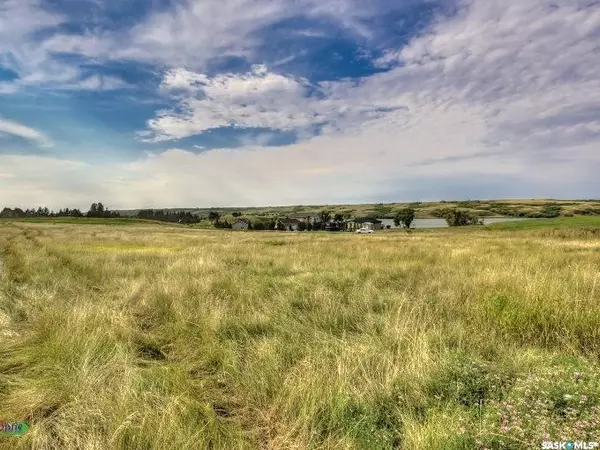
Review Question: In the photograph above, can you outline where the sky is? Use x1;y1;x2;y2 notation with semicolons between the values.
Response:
0;0;599;209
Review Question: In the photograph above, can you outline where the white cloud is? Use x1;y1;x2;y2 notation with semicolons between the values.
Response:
0;0;70;90
0;1;129;92
142;65;401;141
141;0;600;152
0;119;54;148
0;0;62;47
30;0;409;73
1;0;390;93
118;0;408;67
0;0;440;93
144;65;315;141
373;0;600;147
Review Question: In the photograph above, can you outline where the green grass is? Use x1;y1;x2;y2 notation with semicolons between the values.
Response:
487;216;600;230
0;222;599;449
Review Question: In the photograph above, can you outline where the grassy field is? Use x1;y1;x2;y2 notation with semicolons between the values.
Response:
1;221;599;449
487;216;600;231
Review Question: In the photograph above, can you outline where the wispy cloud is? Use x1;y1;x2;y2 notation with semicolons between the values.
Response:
13;0;423;76
0;0;131;93
0;118;54;148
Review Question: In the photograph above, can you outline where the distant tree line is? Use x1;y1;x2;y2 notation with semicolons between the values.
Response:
137;209;200;224
0;207;81;218
0;203;119;219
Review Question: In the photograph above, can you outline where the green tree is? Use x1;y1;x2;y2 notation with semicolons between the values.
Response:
88;203;98;217
444;209;483;227
319;210;332;223
208;211;220;222
0;207;14;218
394;208;416;229
333;213;344;222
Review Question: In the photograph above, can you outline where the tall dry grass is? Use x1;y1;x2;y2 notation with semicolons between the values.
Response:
0;223;599;449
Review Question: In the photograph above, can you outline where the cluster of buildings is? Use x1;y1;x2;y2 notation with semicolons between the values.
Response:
231;214;386;231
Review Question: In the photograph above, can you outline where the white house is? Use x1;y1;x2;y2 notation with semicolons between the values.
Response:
345;217;383;231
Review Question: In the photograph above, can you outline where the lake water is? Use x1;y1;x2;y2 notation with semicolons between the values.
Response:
379;217;531;229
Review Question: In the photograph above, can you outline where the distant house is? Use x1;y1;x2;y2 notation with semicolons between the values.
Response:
276;218;302;231
232;219;251;230
345;217;383;231
288;213;320;225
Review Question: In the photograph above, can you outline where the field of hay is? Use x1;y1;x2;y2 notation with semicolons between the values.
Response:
1;221;599;449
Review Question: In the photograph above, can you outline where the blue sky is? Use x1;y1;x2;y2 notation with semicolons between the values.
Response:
0;0;599;209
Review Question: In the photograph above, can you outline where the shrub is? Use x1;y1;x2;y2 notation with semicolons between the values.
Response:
540;204;562;218
214;220;232;229
431;207;454;218
573;208;600;216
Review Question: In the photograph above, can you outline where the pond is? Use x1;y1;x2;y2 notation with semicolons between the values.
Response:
379;217;531;229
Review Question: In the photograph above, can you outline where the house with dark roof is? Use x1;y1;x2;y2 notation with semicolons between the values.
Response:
288;213;320;225
276;217;302;231
232;219;251;230
345;217;383;231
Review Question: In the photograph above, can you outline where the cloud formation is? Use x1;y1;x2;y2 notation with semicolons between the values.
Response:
142;0;600;155
142;65;400;142
0;0;599;207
